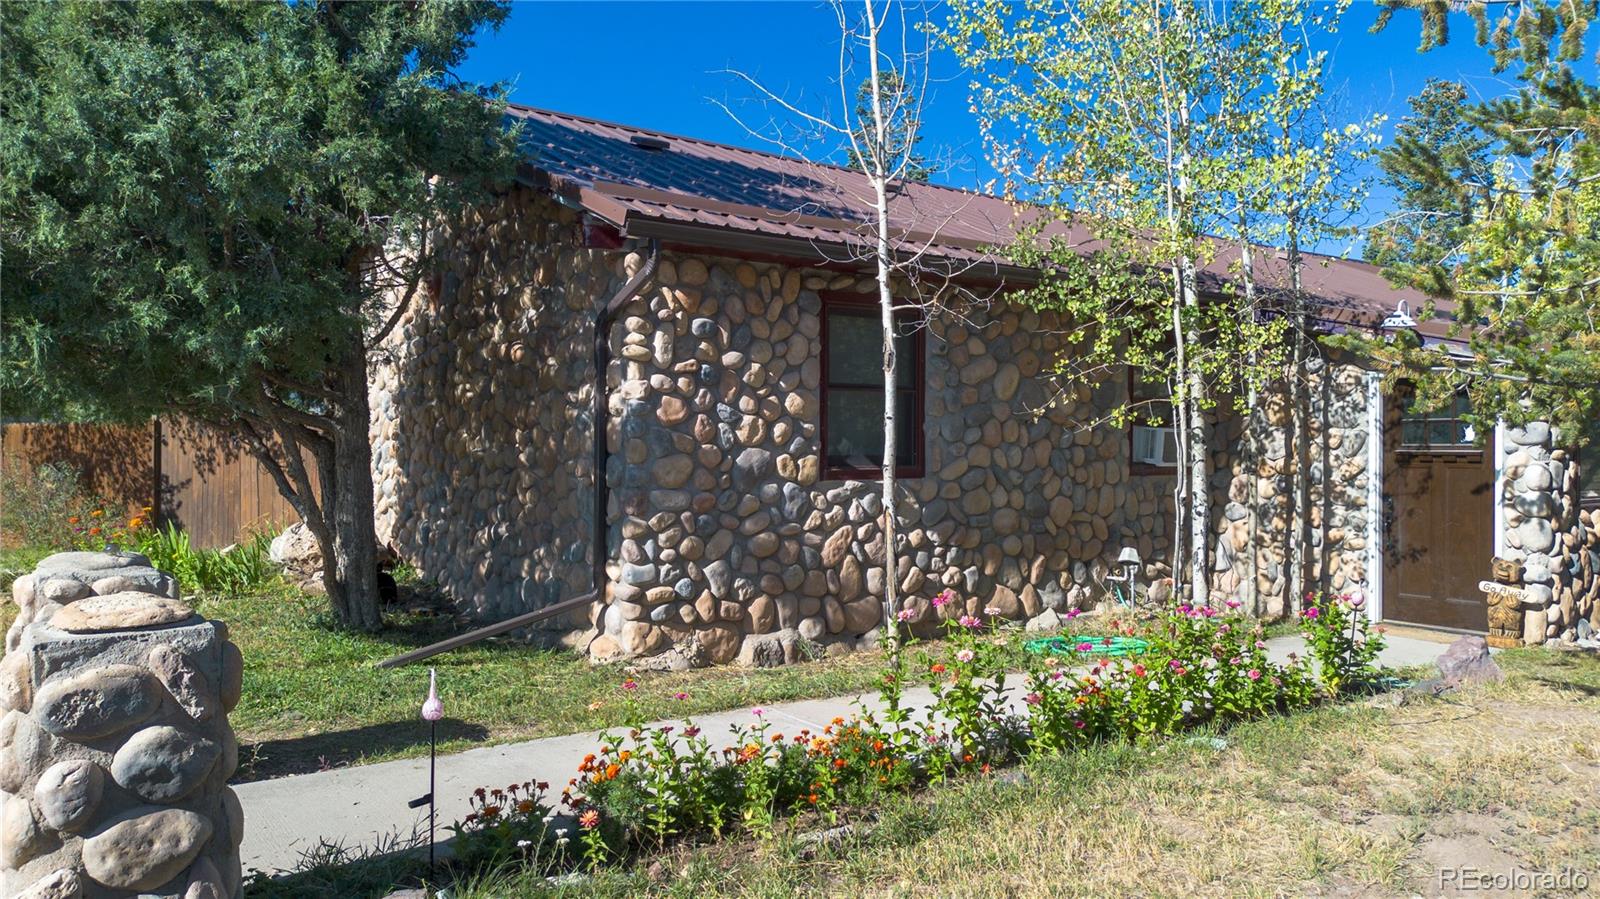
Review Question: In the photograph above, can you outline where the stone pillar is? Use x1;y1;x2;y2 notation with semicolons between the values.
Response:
1499;422;1592;644
1;554;243;898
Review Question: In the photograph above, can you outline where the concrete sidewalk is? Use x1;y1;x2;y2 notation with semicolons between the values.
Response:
234;631;1453;874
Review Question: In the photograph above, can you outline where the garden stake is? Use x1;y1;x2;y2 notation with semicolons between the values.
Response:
413;668;444;873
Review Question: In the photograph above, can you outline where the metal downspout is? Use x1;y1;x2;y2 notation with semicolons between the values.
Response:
377;237;660;668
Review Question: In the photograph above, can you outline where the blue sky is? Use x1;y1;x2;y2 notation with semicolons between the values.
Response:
456;2;1551;258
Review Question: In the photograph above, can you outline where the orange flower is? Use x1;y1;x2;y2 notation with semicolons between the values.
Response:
68;516;80;525
617;750;632;763
579;808;601;829
90;509;104;518
516;799;536;813
88;526;102;536
604;764;620;780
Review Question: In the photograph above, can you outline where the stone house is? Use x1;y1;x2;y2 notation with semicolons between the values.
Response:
367;105;1600;666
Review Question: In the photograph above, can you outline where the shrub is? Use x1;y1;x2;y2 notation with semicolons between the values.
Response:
1300;591;1386;695
135;524;278;596
0;458;128;551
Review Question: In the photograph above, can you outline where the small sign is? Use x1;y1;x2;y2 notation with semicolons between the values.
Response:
1479;580;1527;599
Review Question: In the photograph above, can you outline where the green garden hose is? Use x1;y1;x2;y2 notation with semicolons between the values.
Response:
1023;634;1151;658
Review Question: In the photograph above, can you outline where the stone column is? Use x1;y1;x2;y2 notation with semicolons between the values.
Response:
1;554;243;898
1499;422;1591;644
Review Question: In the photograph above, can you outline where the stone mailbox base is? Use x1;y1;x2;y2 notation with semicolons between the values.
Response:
1;553;243;898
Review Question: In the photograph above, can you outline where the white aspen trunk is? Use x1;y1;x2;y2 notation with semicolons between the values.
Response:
1238;209;1259;612
863;1;900;651
1286;207;1311;614
1173;1;1209;607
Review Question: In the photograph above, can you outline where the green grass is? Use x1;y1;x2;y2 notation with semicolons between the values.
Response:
199;583;895;780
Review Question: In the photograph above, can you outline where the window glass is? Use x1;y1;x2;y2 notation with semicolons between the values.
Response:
822;303;921;476
1399;390;1476;448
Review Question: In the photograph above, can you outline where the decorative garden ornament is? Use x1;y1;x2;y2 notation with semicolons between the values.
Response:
410;667;443;874
422;668;444;720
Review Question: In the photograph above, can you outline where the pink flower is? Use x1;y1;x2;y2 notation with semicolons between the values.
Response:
673;691;689;701
751;707;765;717
1024;692;1042;706
956;649;975;663
1303;607;1319;620
958;615;981;629
683;726;701;738
622;679;639;691
1065;608;1082;619
1247;669;1262;681
1076;642;1094;652
1074;720;1086;729
932;589;955;608
896;608;916;622
1225;598;1242;609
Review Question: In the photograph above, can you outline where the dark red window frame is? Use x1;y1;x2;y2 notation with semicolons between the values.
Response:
818;291;925;480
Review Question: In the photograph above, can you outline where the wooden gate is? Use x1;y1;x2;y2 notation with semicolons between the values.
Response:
1381;394;1494;631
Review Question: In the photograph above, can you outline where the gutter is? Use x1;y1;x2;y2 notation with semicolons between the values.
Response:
377;237;660;668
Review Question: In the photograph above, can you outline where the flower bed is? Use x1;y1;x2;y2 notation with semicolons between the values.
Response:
446;590;1385;876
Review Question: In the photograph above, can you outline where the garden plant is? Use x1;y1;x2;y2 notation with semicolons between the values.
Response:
445;589;1387;877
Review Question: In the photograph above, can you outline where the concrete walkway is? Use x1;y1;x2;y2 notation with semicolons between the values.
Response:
235;631;1455;874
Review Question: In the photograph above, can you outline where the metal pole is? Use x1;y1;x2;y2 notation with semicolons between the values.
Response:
428;718;436;873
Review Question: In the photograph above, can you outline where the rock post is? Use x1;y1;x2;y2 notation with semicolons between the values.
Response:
2;552;243;898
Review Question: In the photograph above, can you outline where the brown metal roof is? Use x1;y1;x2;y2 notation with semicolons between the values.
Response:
508;103;1457;343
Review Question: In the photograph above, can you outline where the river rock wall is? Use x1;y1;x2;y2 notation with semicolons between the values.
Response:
1213;357;1376;617
1499;423;1600;643
1;552;244;898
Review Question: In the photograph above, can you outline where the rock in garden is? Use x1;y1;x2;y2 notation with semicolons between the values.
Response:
34;759;104;832
110;725;221;803
148;644;217;723
1435;635;1502;686
34;664;159;740
32;550;177;599
49;592;197;632
81;806;212;892
14;868;83;899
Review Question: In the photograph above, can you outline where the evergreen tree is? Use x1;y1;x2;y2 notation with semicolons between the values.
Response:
1;1;519;629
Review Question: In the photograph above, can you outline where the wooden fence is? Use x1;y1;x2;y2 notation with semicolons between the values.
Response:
2;419;303;548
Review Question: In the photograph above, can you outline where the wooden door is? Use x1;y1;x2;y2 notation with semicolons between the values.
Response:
1381;394;1494;631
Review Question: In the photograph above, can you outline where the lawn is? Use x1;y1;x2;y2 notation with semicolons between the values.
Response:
441;646;1600;899
196;583;914;780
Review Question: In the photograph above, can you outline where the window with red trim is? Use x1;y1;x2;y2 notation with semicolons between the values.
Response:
819;293;924;479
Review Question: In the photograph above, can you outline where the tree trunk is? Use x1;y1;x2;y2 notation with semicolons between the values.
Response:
1181;255;1211;607
323;344;383;631
1286;209;1310;615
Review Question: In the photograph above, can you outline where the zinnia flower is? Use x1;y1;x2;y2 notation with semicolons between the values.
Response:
956;649;975;663
579;808;601;829
673;691;688;701
1303;607;1319;619
984;605;1001;616
932;589;955;608
621;679;638;691
751;707;765;717
958;614;981;629
1247;669;1262;681
1024;692;1042;706
896;608;915;622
